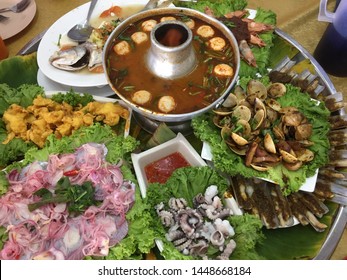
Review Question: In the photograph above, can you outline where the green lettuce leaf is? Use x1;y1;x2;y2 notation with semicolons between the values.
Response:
5;123;139;171
239;8;277;77
229;214;265;259
0;83;44;115
0;226;8;251
0;121;35;167
107;187;157;260
174;0;248;16
0;171;9;196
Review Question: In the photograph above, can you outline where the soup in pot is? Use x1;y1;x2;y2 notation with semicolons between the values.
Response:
105;13;236;114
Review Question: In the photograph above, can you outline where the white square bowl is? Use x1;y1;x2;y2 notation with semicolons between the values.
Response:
131;133;207;198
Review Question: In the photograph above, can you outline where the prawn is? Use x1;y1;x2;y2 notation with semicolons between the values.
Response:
239;39;257;67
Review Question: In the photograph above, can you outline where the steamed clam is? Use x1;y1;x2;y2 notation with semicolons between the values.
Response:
212;93;238;116
232;105;252;122
295;124;313;141
221;123;250;156
212;79;315;172
280;149;298;164
267;82;286;98
264;133;276;154
213;114;232;128
231;132;248;146
247;79;267;100
252;108;265;130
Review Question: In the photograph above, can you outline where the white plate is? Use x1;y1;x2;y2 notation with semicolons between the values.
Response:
0;0;37;40
37;69;116;97
44;90;132;138
37;0;148;88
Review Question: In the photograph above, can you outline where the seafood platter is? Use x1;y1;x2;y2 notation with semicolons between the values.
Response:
0;0;346;260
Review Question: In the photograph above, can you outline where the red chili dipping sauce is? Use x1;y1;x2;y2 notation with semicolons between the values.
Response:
145;152;190;184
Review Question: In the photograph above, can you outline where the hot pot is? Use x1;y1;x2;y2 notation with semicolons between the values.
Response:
102;7;240;132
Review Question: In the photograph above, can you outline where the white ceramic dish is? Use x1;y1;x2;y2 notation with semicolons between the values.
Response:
131;133;207;198
45;91;132;138
37;0;148;88
37;69;116;97
0;0;37;40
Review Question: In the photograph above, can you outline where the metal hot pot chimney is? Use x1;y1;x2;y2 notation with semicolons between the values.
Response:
146;20;197;80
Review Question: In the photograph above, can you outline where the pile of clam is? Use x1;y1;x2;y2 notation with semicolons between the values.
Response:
155;185;237;260
214;80;315;171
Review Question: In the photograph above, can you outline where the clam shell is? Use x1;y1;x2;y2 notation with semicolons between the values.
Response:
228;144;248;155
252;109;265;130
297;149;314;162
266;98;282;112
231;132;248;146
267;82;286;98
237;119;252;137
250;163;271;171
222;93;238;108
295;124;313;140
247;79;267;100
232;105;252;122
280;149;298;163
264;133;277;154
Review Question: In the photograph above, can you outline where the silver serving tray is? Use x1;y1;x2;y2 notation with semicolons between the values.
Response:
17;27;346;260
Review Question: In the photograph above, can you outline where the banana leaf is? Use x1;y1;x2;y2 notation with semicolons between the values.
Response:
0;52;38;87
256;202;339;259
267;34;300;68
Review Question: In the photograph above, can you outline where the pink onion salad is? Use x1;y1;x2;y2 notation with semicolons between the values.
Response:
0;143;135;260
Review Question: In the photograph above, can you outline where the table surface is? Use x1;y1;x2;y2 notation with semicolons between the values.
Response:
2;0;347;260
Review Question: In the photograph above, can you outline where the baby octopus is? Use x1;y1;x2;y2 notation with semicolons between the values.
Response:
156;185;237;260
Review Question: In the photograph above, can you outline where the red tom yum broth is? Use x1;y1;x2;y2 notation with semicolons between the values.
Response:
144;152;190;184
106;13;236;114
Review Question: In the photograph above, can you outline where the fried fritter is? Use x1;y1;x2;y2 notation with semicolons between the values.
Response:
2;96;129;148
